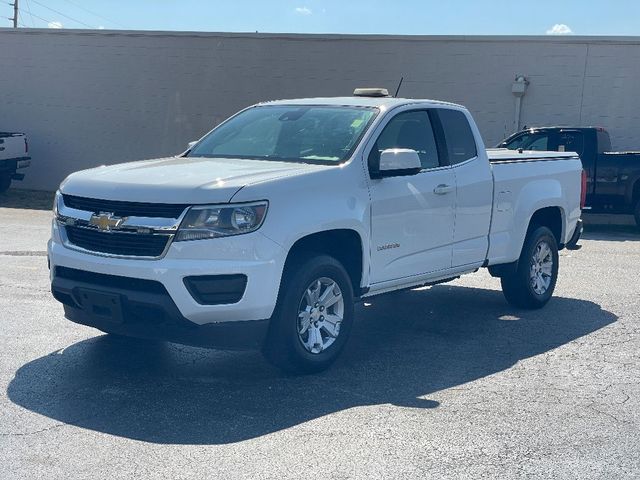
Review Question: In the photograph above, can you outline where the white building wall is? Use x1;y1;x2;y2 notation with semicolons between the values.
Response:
1;29;639;190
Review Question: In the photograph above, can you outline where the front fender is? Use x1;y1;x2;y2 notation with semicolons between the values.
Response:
231;164;372;286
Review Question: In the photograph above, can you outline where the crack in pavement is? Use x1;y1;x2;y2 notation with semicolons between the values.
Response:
0;423;66;437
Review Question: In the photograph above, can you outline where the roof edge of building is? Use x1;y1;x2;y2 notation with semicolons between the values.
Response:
2;27;640;45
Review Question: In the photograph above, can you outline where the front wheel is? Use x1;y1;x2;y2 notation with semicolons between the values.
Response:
263;254;354;374
500;226;559;309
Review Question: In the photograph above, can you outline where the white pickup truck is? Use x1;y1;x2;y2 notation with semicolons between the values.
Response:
49;91;584;373
0;132;30;193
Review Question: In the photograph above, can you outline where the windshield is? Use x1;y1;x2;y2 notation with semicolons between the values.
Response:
188;105;378;164
501;132;550;151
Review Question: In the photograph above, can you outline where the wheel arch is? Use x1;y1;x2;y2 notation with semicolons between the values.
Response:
282;229;366;297
527;206;564;247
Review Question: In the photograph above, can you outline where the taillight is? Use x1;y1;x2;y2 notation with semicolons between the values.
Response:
580;170;587;209
24;137;28;153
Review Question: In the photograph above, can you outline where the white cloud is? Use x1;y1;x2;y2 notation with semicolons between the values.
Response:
98;25;105;30
546;24;572;35
47;21;63;29
295;6;312;15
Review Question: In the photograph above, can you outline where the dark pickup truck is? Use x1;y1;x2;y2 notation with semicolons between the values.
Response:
498;127;640;227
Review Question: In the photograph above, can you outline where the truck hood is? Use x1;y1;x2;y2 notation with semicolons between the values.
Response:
60;156;326;204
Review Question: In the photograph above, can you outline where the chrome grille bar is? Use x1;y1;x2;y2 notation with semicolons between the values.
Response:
56;194;189;259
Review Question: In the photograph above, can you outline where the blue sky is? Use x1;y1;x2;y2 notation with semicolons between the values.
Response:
6;0;640;36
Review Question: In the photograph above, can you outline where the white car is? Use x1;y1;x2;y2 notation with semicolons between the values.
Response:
49;90;584;373
0;132;30;193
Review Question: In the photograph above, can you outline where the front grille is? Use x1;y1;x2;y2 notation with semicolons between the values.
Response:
65;226;171;257
62;194;188;219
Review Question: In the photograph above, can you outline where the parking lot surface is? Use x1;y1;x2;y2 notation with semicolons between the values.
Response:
1;191;639;479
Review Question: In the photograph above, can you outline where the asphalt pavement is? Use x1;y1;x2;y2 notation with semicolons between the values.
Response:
1;190;639;479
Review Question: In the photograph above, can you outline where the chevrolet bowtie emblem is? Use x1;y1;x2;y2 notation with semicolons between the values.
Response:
89;212;126;231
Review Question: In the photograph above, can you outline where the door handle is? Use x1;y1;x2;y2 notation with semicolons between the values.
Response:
433;184;454;195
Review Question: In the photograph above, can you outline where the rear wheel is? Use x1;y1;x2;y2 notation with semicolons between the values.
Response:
500;226;559;309
0;174;11;193
263;254;354;374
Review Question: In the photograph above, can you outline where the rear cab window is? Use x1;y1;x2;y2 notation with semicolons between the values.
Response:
596;130;612;153
556;131;585;156
436;109;478;164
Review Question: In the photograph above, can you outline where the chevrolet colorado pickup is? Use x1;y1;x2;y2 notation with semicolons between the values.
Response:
498;127;640;227
0;132;30;193
49;91;583;373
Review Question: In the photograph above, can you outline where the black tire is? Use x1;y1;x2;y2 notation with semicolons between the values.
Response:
634;199;640;229
263;254;355;374
0;174;11;193
500;226;559;309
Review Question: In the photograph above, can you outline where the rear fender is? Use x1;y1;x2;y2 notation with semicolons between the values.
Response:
489;178;568;264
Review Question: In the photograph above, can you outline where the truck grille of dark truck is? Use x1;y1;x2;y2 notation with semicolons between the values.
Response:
65;226;171;257
62;194;188;218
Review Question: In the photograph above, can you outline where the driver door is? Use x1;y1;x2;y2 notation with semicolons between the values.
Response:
367;109;456;285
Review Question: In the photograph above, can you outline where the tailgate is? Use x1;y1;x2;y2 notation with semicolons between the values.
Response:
0;133;28;163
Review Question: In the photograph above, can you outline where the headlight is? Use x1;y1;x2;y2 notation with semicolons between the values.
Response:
53;190;61;217
175;201;268;241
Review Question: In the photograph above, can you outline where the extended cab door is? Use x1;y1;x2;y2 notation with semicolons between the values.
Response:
435;109;493;267
366;108;456;284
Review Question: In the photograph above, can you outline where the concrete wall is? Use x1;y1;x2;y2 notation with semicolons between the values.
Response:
1;28;640;191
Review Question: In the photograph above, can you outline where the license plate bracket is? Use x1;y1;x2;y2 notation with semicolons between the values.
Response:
76;289;124;324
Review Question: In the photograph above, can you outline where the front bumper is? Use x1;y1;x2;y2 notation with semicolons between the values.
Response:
48;220;286;326
51;267;269;349
1;157;30;180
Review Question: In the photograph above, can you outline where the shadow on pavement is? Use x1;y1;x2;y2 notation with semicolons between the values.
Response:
582;224;640;242
0;188;55;210
8;285;616;445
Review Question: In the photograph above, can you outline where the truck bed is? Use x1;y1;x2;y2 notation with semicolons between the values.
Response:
486;148;582;266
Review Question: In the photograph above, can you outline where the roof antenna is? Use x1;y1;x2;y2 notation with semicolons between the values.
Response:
394;77;404;97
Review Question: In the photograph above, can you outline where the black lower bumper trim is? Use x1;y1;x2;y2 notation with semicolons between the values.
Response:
51;268;269;350
183;274;247;305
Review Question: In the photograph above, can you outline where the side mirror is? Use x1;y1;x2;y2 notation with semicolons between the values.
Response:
374;148;422;178
187;140;198;149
